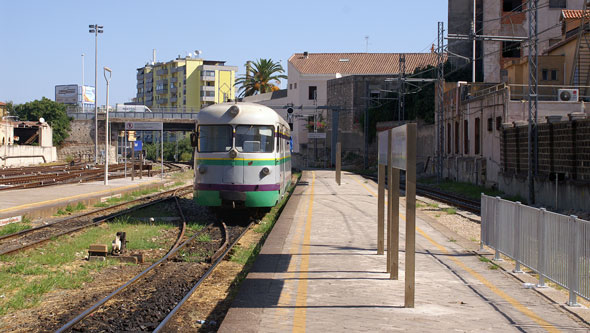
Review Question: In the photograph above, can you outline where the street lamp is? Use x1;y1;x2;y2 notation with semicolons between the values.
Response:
81;53;84;113
89;24;103;164
2;116;18;167
103;66;112;185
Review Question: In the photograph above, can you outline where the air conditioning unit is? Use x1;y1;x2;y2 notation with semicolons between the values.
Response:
558;89;579;102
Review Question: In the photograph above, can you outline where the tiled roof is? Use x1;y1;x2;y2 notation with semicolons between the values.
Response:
0;102;5;106
288;53;442;75
561;9;590;20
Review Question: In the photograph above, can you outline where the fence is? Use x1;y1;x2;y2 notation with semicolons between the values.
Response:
67;111;198;121
481;194;590;306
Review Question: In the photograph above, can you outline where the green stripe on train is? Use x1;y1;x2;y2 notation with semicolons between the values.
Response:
197;156;291;166
195;190;280;207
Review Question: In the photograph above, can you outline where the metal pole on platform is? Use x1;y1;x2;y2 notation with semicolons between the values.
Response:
405;123;417;308
390;167;400;280
103;66;112;186
377;163;385;255
124;130;127;178
335;142;341;185
386;130;392;273
161;128;164;179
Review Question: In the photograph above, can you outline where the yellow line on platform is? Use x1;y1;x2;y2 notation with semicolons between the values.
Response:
0;180;161;214
351;174;560;333
293;171;315;333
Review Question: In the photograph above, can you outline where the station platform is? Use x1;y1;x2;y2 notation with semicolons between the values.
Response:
0;176;168;221
220;170;589;332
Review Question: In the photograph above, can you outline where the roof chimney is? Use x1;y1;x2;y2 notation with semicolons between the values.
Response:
303;51;309;59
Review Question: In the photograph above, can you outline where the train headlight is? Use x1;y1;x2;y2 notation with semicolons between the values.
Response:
198;165;207;174
261;167;270;176
229;148;238;159
228;105;240;117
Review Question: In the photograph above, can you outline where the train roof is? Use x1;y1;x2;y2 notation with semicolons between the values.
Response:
197;102;289;128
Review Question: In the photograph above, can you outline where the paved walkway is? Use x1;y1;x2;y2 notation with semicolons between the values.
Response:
220;170;589;332
0;176;165;219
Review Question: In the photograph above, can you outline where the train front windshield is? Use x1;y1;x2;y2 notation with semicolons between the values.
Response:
235;125;274;153
198;125;232;152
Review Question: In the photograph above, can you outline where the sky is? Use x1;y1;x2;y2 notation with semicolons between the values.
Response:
0;0;448;106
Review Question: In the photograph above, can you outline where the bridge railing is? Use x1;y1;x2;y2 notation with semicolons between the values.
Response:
481;194;590;306
67;111;198;120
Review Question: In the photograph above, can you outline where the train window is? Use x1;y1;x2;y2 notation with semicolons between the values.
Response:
235;125;274;153
197;125;232;152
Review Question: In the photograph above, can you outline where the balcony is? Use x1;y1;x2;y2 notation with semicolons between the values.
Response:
156;88;168;94
146;100;153;107
170;77;178;83
173;66;185;73
156;79;168;86
170;87;178;94
170;96;178;103
201;85;215;92
145;72;153;79
201;75;215;82
137;73;144;80
137;82;144;89
201;96;215;102
156;98;168;104
156;68;168;75
145;93;153;100
137;92;144;98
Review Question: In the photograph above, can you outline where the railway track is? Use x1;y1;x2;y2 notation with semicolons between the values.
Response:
0;185;193;256
362;174;481;214
54;204;253;332
0;162;183;191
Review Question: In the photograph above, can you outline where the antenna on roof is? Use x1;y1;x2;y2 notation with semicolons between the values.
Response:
365;36;369;53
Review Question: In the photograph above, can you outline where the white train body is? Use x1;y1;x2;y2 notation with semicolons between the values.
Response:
194;102;292;207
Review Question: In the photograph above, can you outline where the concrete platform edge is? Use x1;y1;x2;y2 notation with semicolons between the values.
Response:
218;176;306;333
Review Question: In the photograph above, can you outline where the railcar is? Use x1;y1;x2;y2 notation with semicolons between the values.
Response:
191;102;292;208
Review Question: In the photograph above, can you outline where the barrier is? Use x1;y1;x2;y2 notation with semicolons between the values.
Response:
481;194;590;306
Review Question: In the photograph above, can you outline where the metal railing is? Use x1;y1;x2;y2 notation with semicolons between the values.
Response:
67;111;198;120
481;194;590;306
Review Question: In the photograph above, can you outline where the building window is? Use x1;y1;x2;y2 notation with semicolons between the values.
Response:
503;0;522;12
475;117;481;155
551;69;558;81
502;41;521;58
549;0;566;9
447;123;451;154
542;69;548;81
487;117;493;132
308;86;317;100
496;116;502;130
289;83;292;90
294;83;297;89
464;120;469;154
455;121;459;154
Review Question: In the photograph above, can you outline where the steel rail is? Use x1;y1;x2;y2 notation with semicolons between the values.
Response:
55;210;217;333
0;185;192;255
154;219;254;332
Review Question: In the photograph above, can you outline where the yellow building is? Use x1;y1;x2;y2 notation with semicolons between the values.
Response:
136;57;237;111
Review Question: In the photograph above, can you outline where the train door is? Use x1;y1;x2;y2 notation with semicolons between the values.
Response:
278;124;284;194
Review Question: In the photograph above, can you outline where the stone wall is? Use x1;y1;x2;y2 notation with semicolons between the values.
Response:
501;118;590;181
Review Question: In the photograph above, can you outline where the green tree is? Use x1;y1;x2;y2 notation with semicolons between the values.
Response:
235;59;287;97
14;97;72;146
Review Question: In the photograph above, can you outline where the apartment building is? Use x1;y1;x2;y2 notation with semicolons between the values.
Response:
136;57;237;110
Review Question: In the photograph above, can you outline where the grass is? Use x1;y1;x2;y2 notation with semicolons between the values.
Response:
416;203;426;208
0;215;177;315
427;203;439;208
444;208;457;215
230;244;256;265
197;233;211;242
448;238;457;243
478;256;499;270
419;177;524;203
92;187;161;208
0;216;32;237
55;202;86;216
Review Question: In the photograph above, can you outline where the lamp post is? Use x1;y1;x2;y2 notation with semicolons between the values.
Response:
81;53;85;113
103;66;112;185
89;24;103;164
2;116;18;168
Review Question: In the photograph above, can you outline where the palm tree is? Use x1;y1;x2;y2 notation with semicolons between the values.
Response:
235;59;287;97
